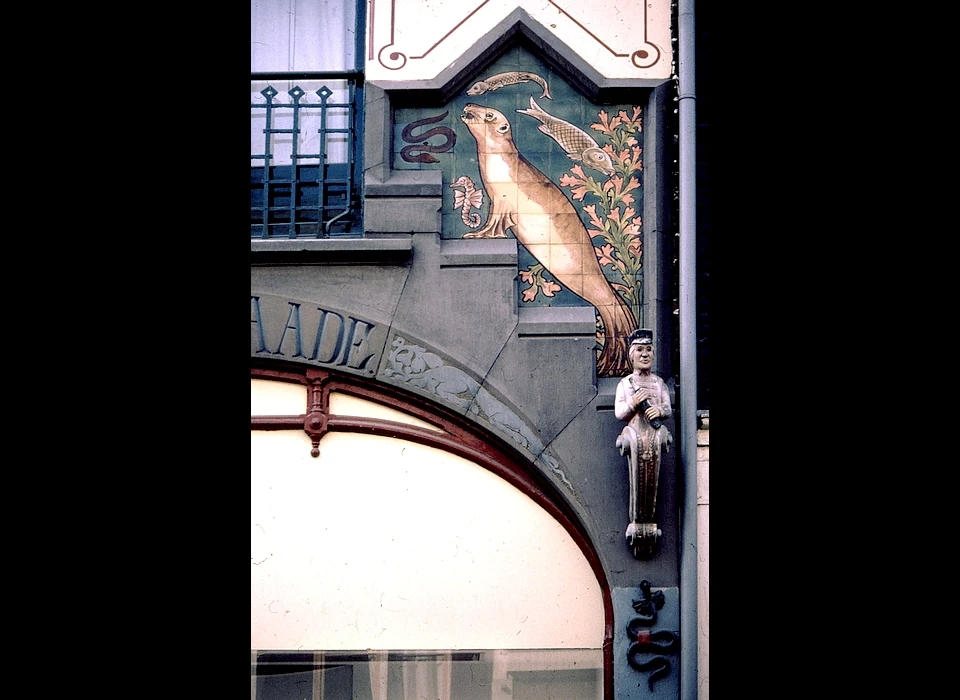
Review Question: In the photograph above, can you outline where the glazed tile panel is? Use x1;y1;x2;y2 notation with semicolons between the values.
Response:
395;47;645;376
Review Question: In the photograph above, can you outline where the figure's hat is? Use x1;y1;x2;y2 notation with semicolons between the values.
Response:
628;329;654;346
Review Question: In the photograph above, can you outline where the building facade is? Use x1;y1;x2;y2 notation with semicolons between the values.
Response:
251;2;708;698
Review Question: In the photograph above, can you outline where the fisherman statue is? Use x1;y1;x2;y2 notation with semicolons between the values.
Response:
615;329;673;558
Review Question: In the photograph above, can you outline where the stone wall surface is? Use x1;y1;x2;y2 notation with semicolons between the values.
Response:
251;46;694;693
253;220;680;590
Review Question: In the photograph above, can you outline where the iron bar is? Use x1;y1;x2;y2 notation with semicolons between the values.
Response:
251;75;362;239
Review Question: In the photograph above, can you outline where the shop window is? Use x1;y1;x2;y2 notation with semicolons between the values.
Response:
251;650;602;700
251;374;607;699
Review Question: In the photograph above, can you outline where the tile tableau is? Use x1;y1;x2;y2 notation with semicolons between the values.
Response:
394;47;645;377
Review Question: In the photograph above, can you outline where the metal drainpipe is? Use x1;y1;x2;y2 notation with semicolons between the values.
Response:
677;0;698;698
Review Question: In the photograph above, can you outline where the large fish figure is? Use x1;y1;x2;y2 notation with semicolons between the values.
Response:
460;103;636;376
516;97;616;177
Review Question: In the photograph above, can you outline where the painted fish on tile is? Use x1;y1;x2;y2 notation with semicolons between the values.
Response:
466;71;552;99
516;97;616;177
459;103;637;376
450;175;484;228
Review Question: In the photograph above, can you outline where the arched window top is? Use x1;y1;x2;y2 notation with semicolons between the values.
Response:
251;363;613;692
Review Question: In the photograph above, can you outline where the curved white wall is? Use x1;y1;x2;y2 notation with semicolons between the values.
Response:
251;429;604;650
251;379;305;415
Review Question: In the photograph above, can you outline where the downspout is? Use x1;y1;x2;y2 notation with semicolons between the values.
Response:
677;0;698;698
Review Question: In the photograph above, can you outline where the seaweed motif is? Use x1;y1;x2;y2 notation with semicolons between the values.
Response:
521;106;644;325
519;263;562;302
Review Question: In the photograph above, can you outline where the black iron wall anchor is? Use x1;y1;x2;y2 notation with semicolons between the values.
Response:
631;579;666;624
626;580;677;692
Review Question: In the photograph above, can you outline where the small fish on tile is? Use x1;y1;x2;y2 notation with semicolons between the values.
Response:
466;71;551;99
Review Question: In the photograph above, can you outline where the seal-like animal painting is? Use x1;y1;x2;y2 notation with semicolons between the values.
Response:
466;71;551;99
460;103;636;376
516;97;616;177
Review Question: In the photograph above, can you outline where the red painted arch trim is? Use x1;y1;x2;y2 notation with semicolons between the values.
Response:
251;361;614;698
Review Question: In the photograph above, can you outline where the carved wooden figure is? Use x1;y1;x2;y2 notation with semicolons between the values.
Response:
615;329;673;558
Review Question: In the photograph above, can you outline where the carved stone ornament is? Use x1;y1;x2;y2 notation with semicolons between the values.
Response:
614;329;672;558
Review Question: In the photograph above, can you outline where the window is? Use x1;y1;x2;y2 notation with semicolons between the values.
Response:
251;0;364;238
251;370;610;699
251;650;603;700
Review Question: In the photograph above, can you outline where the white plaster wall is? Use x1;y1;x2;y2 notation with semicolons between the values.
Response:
249;381;444;432
329;393;444;432
251;378;306;415
251;430;604;650
365;0;672;83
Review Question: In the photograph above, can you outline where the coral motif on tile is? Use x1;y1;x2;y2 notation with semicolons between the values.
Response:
516;102;646;371
561;106;645;341
383;336;573;489
519;264;562;301
517;106;646;375
512;105;644;314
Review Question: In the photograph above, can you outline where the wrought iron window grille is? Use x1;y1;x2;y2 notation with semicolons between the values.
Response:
251;71;364;239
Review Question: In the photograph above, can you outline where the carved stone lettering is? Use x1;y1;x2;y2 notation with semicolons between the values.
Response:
310;309;346;363
274;303;305;358
251;295;382;374
340;318;376;370
251;296;268;354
